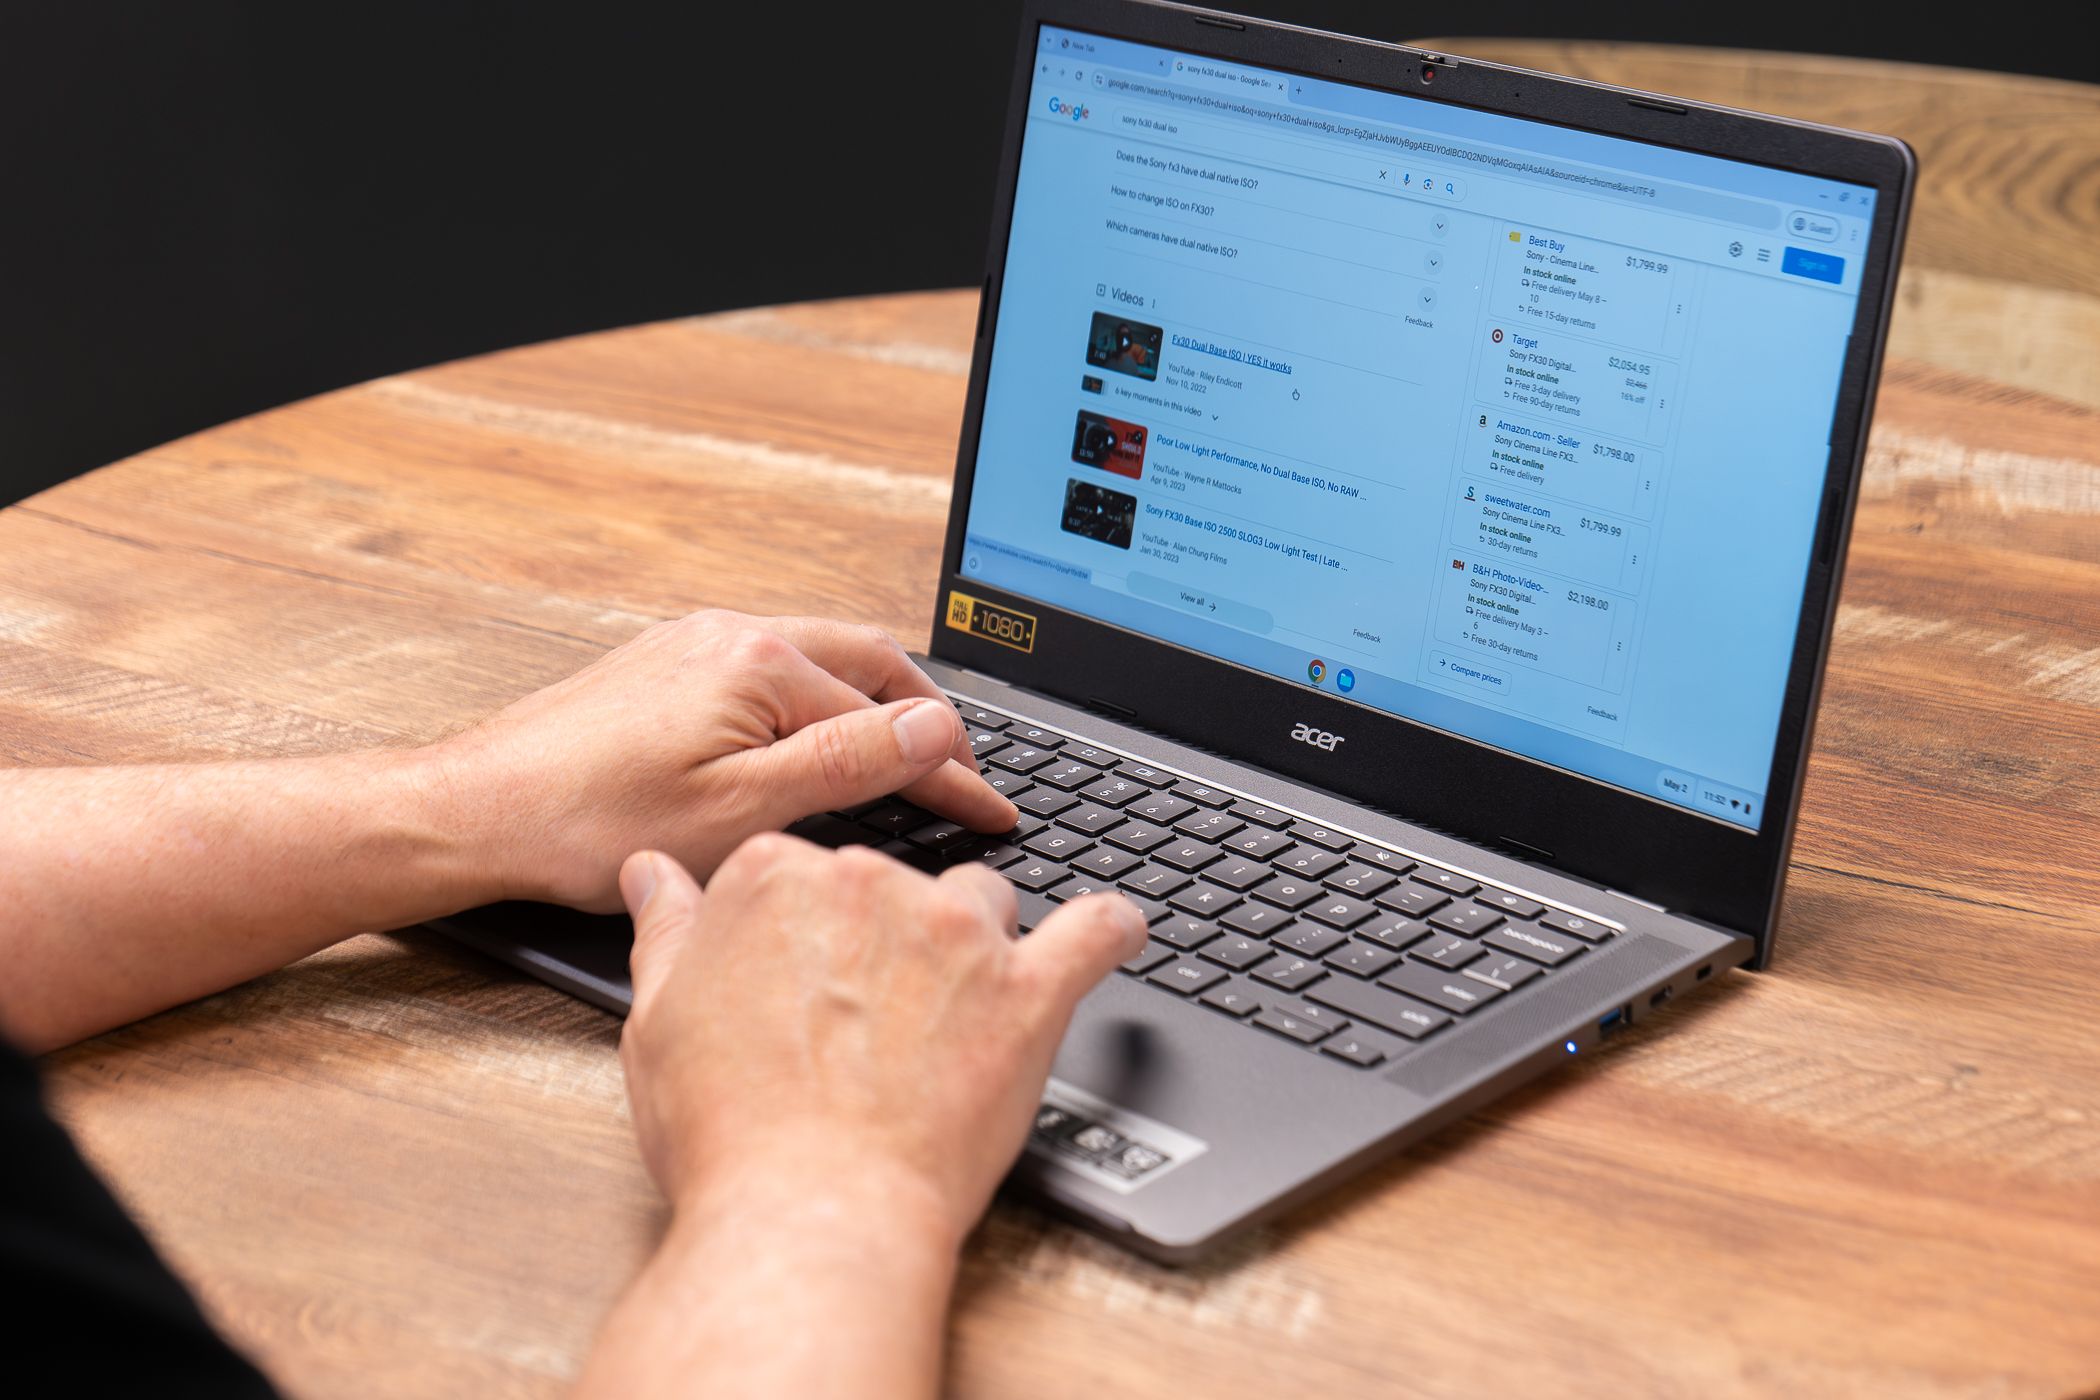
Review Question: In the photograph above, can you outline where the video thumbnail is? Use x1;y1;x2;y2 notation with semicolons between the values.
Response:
1071;410;1147;479
1085;311;1163;382
1061;478;1136;549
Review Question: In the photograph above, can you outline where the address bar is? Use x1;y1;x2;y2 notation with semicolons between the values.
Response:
1097;72;1778;230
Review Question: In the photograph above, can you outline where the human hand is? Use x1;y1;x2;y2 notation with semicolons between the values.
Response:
614;837;1147;1247
434;610;1015;912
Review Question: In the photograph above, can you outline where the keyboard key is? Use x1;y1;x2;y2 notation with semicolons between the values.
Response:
1225;828;1296;860
1275;923;1347;957
1022;827;1093;861
1047;874;1108;902
989;744;1058;774
1152;915;1220;951
1004;858;1069;892
1149;955;1227;996
1305;977;1452;1039
1103;1141;1170;1178
1202;855;1271;890
906;821;972;855
1250;875;1322;910
1124;894;1174;925
1128;792;1197;825
967;729;1010;758
1277;997;1354;1032
1120;763;1172;785
1252;954;1328;991
1154;838;1221;873
1411;934;1484;970
1173;780;1233;808
1539;909;1613;942
1357;912;1433;951
1321;1031;1395;1067
1253;1007;1335;1044
1120;940;1175;976
1220;903;1293;938
1175;810;1245;841
1381;961;1505;1015
1327;941;1402;978
1349;842;1416;875
834;799;886;819
1276;847;1345;880
957;837;1027;869
1014;886;1059;932
1376;884;1450;917
1072;845;1144;879
786;813;870;848
1120;863;1192;899
857;800;930;837
1288;822;1353;851
1199;978;1263;1016
1065;743;1119;768
1231;800;1293;828
1482;889;1545;919
1104;820;1173;853
1199;932;1270;970
1483;924;1586;968
981;771;1032;800
1034;761;1103;791
1466;953;1545;991
1013;787;1078;818
1168;882;1241;918
1303;894;1377;929
1056;803;1124;835
1429;901;1506;937
1414;868;1480;897
1322;862;1399;898
1009;725;1065;749
1083;776;1151;808
876;838;943;872
953;703;1013;730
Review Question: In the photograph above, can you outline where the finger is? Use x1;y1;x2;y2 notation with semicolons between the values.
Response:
758;616;979;773
1010;893;1149;1031
742;696;1014;834
937;861;1019;934
620;851;705;1013
758;655;1016;832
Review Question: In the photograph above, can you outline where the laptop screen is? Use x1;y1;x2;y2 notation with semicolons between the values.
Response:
960;23;1874;832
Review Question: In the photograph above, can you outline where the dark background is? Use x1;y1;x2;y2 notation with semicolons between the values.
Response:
3;3;2087;506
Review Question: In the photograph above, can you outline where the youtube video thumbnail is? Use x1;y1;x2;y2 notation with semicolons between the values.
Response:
1071;409;1147;479
1060;478;1136;549
1085;311;1163;382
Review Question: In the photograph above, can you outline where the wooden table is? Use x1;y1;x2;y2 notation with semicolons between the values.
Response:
9;42;2099;1400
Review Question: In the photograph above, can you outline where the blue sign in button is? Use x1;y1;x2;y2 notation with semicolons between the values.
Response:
1781;246;1845;285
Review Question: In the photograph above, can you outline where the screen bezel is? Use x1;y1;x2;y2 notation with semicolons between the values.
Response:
931;0;1914;965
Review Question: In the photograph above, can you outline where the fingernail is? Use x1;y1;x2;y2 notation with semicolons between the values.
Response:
892;700;954;766
620;852;661;912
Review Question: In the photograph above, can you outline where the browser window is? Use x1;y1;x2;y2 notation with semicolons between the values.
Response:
961;24;1875;831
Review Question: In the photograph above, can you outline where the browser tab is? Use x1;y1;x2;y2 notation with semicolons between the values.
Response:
1166;56;1289;100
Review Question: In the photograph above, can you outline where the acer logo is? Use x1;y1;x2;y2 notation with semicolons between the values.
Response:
1290;723;1345;751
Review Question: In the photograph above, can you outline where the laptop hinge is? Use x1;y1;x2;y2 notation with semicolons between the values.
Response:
1604;886;1670;914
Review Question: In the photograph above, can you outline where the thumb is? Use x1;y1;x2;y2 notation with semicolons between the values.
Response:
620;850;704;1012
1011;893;1149;1033
750;696;972;823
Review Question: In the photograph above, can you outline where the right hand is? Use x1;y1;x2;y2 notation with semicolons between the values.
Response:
614;836;1148;1247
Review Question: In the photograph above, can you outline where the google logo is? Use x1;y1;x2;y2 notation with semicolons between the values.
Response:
1046;96;1090;121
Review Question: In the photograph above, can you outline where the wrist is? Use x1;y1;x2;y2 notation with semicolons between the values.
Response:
670;1138;972;1267
390;736;521;910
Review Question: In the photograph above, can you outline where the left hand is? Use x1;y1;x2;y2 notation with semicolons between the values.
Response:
432;610;1015;911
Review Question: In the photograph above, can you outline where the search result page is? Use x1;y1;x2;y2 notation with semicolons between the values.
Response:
961;24;1873;831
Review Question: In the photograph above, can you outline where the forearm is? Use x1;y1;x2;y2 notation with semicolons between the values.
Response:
0;747;499;1051
574;1160;960;1400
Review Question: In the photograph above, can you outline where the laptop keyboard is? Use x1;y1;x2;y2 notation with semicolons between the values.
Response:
782;695;1620;1070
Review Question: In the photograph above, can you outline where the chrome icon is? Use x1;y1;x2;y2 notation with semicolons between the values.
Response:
1307;658;1327;684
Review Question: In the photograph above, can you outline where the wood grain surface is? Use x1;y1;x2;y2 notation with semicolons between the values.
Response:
8;45;2099;1400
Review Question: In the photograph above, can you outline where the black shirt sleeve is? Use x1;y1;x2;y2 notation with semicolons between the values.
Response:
1;1037;278;1397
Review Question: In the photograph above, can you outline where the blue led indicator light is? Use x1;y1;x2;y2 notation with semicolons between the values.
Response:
1564;1040;1579;1054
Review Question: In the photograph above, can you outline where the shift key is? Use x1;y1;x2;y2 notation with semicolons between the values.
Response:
1304;977;1452;1040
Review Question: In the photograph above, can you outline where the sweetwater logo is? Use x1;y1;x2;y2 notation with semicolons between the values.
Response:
1046;95;1090;121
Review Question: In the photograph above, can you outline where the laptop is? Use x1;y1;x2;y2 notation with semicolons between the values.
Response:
437;0;1913;1261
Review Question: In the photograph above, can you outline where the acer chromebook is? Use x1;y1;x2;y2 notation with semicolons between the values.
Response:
437;0;1913;1260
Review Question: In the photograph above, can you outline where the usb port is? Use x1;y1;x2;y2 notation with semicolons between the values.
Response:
1598;1005;1630;1037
